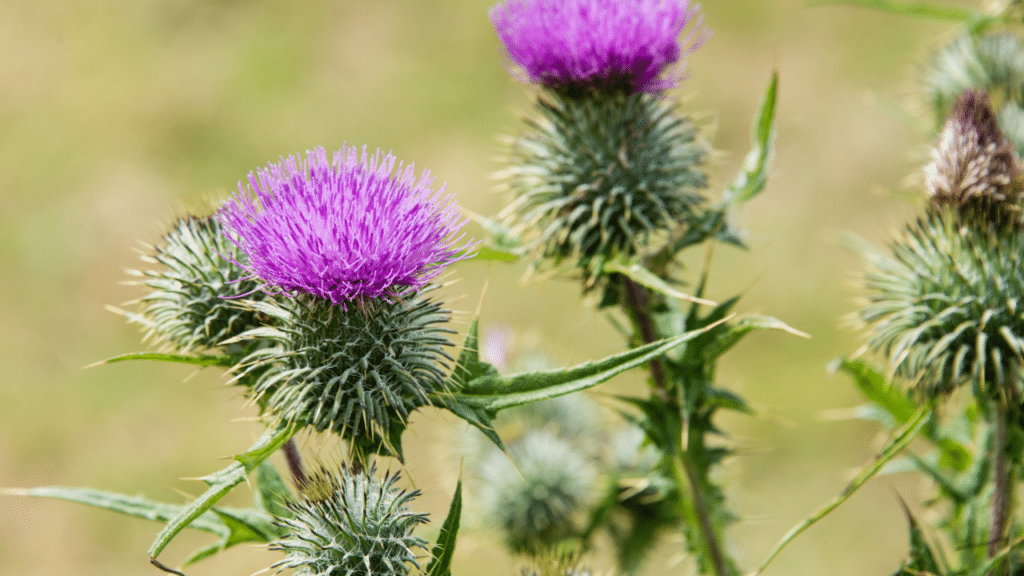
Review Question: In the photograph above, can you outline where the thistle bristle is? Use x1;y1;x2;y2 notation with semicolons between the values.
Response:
500;90;708;276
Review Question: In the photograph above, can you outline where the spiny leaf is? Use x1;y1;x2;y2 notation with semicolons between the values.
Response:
815;0;980;21
603;259;715;306
753;407;928;576
148;422;297;560
831;358;916;424
425;480;462;576
88;351;234;368
724;70;778;205
454;318;729;412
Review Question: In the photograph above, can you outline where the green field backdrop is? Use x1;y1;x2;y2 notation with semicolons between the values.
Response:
0;1;981;574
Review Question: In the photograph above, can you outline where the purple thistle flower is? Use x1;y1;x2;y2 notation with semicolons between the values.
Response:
490;0;709;93
219;146;471;305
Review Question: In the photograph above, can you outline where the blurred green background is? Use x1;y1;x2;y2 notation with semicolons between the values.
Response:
0;0;981;574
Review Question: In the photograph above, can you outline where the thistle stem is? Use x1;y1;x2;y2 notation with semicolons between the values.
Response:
282;438;308;487
620;275;730;576
988;398;1011;576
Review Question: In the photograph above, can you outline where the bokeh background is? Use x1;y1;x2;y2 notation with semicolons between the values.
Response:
0;0;982;574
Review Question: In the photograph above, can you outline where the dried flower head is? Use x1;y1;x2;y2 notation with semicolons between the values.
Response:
490;0;709;94
129;215;265;352
924;89;1023;228
219;146;470;306
272;464;428;576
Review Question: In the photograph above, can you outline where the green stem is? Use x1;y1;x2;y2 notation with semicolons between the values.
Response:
620;275;730;576
988;398;1011;576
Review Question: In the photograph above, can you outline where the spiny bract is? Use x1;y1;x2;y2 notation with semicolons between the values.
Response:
861;210;1024;398
130;215;265;352
272;465;428;576
499;90;707;275
238;289;454;458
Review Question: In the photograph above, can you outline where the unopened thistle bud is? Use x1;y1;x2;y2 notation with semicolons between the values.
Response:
477;430;596;554
924;89;1023;229
272;464;428;576
220;146;471;457
861;212;1024;399
129;215;265;352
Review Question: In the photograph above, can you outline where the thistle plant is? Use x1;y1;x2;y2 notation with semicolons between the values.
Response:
7;2;801;575
473;1;792;575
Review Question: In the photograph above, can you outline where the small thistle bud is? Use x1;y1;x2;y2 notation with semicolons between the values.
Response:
490;0;709;94
272;464;428;576
477;430;596;553
240;289;454;458
130;215;265;352
499;91;708;275
923;89;1023;229
861;211;1024;399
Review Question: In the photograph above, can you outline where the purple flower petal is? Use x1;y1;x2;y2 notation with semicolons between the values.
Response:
490;0;709;93
219;146;471;305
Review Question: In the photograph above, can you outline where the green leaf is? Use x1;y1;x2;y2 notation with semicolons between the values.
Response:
701;315;809;364
724;71;778;205
211;507;281;545
253;460;292;519
467;245;519;262
147;422;297;561
449;319;500;391
425;480;462;576
895;497;944;575
6;487;228;537
831;358;916;424
753;407;929;576
814;0;980;21
455;318;729;412
88;352;234;368
603;259;716;306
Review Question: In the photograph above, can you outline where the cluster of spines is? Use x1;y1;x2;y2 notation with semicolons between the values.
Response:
131;215;265;352
271;464;428;576
500;90;707;275
239;289;454;457
863;210;1024;398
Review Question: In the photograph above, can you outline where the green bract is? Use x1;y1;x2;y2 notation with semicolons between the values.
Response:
130;215;265;352
272;465;428;576
861;210;1024;398
499;90;707;275
238;288;454;458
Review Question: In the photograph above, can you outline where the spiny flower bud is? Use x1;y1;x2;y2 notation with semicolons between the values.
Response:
499;91;708;276
924;89;1023;229
490;0;709;94
128;215;265;352
477;430;596;553
239;288;454;458
861;210;1024;399
271;464;428;576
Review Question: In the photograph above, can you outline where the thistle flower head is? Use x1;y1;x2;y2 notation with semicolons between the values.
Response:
239;288;454;459
490;0;709;94
924;89;1023;229
130;215;265;352
861;211;1024;399
219;145;470;306
272;464;428;576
